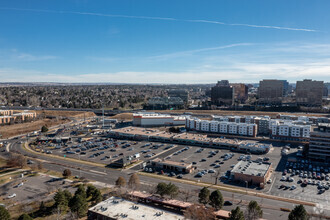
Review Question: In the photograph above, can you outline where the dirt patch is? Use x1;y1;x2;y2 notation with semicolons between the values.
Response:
110;113;133;121
36;110;95;118
0;118;70;139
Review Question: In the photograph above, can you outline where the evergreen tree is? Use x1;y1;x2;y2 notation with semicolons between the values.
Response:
246;201;263;220
69;194;88;218
86;185;97;198
0;206;10;220
198;187;210;205
209;190;224;210
75;184;87;199
288;205;309;220
156;182;168;197
41;125;48;133
229;207;245;220
92;189;103;204
167;182;179;199
18;214;33;220
54;189;69;212
63;189;72;202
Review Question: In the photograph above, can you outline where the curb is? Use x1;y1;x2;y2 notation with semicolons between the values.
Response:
138;172;316;207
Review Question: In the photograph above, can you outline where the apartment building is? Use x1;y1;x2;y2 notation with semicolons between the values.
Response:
270;120;311;141
308;123;330;162
185;117;257;137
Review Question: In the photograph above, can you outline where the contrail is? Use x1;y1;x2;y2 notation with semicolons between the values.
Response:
0;7;317;32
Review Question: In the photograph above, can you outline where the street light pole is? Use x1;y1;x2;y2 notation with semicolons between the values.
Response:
245;181;248;194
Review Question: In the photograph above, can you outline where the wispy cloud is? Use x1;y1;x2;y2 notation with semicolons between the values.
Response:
148;43;253;60
0;49;57;62
0;7;317;32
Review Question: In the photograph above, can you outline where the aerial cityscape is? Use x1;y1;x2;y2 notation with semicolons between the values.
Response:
0;1;329;220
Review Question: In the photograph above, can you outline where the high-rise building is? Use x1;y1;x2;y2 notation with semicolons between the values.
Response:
230;83;248;103
296;79;324;106
258;79;289;105
211;80;234;106
308;123;330;162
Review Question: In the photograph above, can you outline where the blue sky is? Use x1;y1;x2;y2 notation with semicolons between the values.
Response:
0;0;329;83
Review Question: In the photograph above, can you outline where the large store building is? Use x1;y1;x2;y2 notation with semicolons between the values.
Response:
133;112;186;127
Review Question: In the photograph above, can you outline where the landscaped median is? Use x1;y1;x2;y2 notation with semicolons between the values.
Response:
138;171;316;207
22;142;117;170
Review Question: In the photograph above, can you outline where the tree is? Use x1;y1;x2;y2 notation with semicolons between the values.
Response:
198;187;210;205
75;184;87;199
0;206;10;220
54;189;69;212
63;189;72;202
209;190;224;210
245;201;263;220
128;173;140;191
7;154;26;168
156;182;168;197
69;194;88;218
115;176;126;188
229;207;245;220
41;125;48;133
86;185;97;198
91;189;102;204
62;169;72;178
184;204;216;220
167;182;179;199
18;214;33;220
288;205;309;220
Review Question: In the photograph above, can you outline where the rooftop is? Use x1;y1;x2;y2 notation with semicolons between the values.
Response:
89;196;183;220
231;160;271;177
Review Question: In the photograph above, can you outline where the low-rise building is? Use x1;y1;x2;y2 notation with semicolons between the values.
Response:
88;196;183;220
231;160;272;187
151;158;193;173
133;112;186;127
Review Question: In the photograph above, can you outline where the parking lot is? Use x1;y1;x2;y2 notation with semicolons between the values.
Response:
30;126;330;206
269;155;330;205
33;137;181;166
0;173;76;204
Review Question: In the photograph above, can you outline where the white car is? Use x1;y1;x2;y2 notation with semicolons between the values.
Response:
7;193;16;199
281;176;286;181
14;183;24;188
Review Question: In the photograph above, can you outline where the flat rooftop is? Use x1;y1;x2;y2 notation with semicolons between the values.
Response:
232;160;271;177
89;196;183;220
111;127;259;146
113;127;161;136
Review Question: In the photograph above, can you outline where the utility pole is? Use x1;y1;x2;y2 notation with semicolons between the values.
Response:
102;105;105;128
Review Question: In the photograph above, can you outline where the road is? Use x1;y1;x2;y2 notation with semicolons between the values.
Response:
6;140;330;218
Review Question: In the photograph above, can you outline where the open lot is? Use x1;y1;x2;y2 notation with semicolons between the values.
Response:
0;172;76;205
